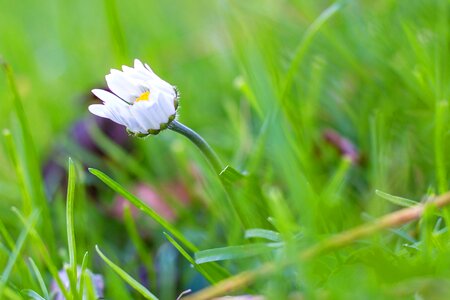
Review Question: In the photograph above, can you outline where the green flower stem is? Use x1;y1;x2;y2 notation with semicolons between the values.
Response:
169;120;223;175
169;120;245;228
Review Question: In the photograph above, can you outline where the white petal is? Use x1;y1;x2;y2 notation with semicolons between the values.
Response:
105;103;144;133
159;83;176;96
154;101;169;125
105;72;140;103
127;109;148;133
157;93;176;116
135;61;173;91
134;59;146;72
128;111;146;132
92;89;128;106
122;65;134;73
89;103;125;127
88;104;110;118
126;69;152;82
146;103;163;129
106;69;143;96
131;102;159;130
147;78;175;97
103;104;130;127
131;61;176;97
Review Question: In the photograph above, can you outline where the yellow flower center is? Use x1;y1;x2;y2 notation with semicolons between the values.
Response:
135;91;150;102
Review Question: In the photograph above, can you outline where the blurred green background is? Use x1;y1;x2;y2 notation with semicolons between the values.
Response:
0;0;449;299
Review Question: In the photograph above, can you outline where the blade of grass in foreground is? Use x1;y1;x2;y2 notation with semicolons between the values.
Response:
0;211;39;297
244;229;281;242
3;129;32;214
11;208;71;300
0;219;15;250
282;1;343;98
164;233;229;284
95;246;158;300
28;258;50;300
77;251;89;298
0;218;31;282
1;60;55;253
376;190;417;207
434;101;450;238
89;168;197;252
435;101;448;195
3;287;22;300
83;270;98;300
66;158;79;300
21;290;46;300
195;243;281;264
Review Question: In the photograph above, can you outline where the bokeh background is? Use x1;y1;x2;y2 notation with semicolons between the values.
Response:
0;0;449;299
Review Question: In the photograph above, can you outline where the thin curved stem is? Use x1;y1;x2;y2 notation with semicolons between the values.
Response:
169;120;223;175
169;120;246;228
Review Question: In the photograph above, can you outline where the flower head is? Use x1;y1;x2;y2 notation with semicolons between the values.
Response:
89;59;179;137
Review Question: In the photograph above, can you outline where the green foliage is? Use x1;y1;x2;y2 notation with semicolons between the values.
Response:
0;0;449;299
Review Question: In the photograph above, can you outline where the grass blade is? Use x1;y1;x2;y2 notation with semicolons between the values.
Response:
244;229;281;242
0;219;15;251
28;258;50;300
11;208;71;300
95;245;158;300
375;190;418;207
66;158;78;299
0;211;39;297
282;1;343;97
2;129;32;214
22;289;46;300
102;0;127;63
2;61;55;253
78;251;89;298
219;166;246;186
2;287;22;300
164;233;229;284
195;243;281;264
435;101;448;194
89;168;197;252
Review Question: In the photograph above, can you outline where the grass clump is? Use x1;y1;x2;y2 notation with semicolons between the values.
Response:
0;0;449;299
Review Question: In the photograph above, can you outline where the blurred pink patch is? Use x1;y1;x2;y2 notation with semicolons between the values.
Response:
163;181;191;206
323;128;360;164
111;182;183;222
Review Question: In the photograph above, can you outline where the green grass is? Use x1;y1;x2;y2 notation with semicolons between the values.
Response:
0;0;449;299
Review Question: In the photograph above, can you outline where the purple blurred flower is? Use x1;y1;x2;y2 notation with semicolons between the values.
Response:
43;87;132;198
42;150;67;198
70;115;130;157
50;266;104;300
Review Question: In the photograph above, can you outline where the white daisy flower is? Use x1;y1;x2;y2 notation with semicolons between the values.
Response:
89;59;179;137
